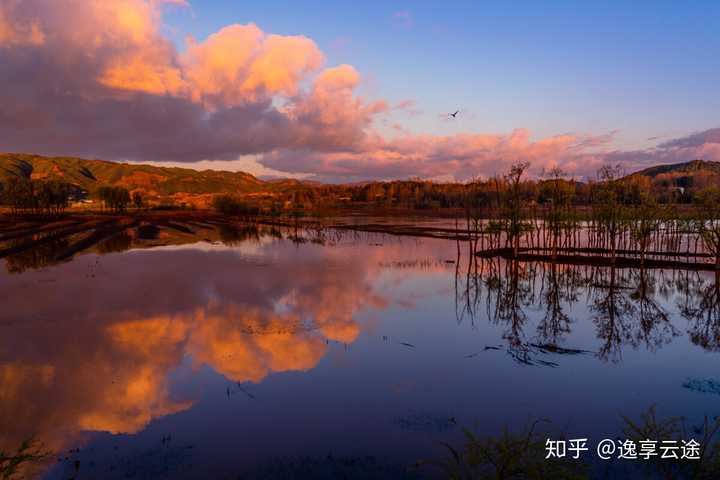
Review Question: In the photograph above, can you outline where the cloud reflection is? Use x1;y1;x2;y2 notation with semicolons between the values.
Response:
0;240;389;468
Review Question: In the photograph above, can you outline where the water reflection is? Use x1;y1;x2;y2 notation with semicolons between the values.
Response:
0;232;389;475
537;261;580;345
456;253;716;363
3;236;72;274
679;270;720;351
1;225;719;478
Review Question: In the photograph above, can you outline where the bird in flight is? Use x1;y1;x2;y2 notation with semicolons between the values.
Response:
448;110;460;118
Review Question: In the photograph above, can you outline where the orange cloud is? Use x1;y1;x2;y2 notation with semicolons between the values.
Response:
0;0;384;163
100;55;187;96
0;241;394;476
182;24;325;108
187;304;327;383
1;0;715;181
0;1;45;46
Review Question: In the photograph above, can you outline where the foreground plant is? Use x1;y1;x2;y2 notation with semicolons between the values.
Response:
621;406;720;479
423;420;587;480
426;405;720;479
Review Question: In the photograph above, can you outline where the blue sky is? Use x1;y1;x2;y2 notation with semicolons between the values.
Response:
2;0;719;180
164;0;720;150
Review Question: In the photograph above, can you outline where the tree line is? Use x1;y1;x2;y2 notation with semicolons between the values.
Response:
214;165;718;216
95;186;144;213
212;162;720;266
0;178;143;215
0;177;75;216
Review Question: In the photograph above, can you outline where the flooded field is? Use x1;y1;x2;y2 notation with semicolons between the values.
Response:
2;220;719;479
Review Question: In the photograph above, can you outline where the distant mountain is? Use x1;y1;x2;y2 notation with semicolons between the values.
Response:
0;153;268;197
630;159;720;178
261;177;324;188
4;154;720;202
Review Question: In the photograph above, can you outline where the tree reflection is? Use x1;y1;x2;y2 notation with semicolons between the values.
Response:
679;271;720;351
456;245;691;364
536;262;581;345
589;266;660;363
455;239;482;326
473;256;540;363
3;236;71;273
96;230;133;254
218;223;261;245
589;266;681;362
628;268;679;352
494;259;534;350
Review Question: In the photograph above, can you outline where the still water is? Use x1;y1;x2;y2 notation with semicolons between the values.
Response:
1;222;719;478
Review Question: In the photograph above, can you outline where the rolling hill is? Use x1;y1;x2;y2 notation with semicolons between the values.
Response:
631;159;720;178
3;153;720;205
0;153;273;200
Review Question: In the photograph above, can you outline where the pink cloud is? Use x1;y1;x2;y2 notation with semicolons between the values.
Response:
0;0;382;162
258;127;720;182
258;129;614;182
0;1;718;183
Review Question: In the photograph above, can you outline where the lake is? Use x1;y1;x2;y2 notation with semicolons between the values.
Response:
1;220;719;479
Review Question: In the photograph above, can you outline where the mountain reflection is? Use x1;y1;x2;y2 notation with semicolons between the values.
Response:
0;237;388;470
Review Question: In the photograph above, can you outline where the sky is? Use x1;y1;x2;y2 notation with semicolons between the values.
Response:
0;0;719;182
